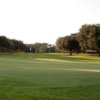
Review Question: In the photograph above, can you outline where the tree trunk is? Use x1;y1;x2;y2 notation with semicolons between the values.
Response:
69;51;72;56
97;49;100;56
98;52;100;56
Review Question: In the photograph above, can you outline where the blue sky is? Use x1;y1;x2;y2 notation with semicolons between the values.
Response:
0;0;100;44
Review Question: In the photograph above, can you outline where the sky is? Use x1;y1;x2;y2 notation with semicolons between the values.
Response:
0;0;100;44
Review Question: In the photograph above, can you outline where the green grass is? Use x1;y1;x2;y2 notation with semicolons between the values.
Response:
0;53;100;100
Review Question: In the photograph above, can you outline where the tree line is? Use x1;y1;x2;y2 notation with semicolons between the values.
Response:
56;24;100;56
0;24;100;55
0;36;56;53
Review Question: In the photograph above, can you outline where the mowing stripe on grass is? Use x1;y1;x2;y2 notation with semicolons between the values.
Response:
35;58;100;64
0;57;100;65
64;68;100;73
0;58;44;64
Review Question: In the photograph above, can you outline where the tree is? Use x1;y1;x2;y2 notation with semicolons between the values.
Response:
95;25;100;56
10;39;26;52
56;37;65;52
96;38;100;56
33;43;42;53
39;43;48;53
56;36;80;55
47;45;56;53
78;24;100;55
0;36;11;52
63;36;80;55
78;24;91;51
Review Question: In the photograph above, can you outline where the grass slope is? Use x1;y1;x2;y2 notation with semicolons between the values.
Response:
0;53;100;100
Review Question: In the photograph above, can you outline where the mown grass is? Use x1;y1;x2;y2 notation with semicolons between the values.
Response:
0;53;100;100
0;52;100;62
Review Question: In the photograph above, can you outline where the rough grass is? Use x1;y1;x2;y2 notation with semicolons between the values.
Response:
0;53;100;100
